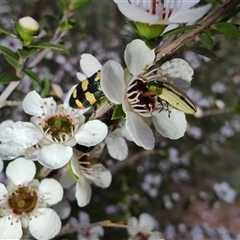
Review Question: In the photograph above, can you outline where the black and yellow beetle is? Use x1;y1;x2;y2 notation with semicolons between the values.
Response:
69;70;104;109
147;80;197;114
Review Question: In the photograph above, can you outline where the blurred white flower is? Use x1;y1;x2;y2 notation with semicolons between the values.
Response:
211;81;226;94
70;211;104;240
190;226;204;240
187;125;202;139
163;195;173;209
172;169;190;183
164;224;176;240
141;173;162;197
0;158;63;239
213;181;237;203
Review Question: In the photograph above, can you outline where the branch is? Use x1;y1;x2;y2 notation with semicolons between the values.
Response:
155;0;240;62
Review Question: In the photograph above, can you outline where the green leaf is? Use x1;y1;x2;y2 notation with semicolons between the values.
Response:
22;69;38;83
43;14;60;24
4;55;19;69
69;0;91;10
0;24;15;36
59;0;71;12
61;19;85;33
41;74;51;98
212;22;239;38
111;104;125;120
161;25;197;38
0;45;18;60
200;32;215;47
29;42;69;55
0;73;20;84
185;46;217;60
18;48;39;59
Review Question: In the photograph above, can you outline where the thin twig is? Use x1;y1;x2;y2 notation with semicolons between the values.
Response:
109;149;161;174
58;220;165;239
154;0;240;63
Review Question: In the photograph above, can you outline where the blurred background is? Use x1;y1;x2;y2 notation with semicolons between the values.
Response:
1;0;240;239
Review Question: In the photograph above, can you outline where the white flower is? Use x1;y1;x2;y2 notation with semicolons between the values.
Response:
101;39;193;149
213;181;237;204
0;158;63;239
0;90;108;169
71;152;112;207
105;122;132;161
18;16;39;31
141;173;162;197
70;211;104;240
128;213;159;239
114;0;211;25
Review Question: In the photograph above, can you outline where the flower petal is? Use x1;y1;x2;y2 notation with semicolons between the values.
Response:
169;4;211;23
101;60;126;104
0;121;42;147
126;111;154;150
23;90;56;117
91;164;112;188
105;134;128;160
6;158;36;185
138;213;155;230
0;216;23;239
0;158;3;173
75;175;92;207
75;120;108;147
52;199;71;220
152;109;187;139
38;144;73;169
0;183;8;201
29;208;61;240
80;54;102;77
39;178;63;205
124;39;155;76
127;217;138;235
115;1;159;24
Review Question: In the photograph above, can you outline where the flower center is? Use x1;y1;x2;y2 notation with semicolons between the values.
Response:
126;77;164;117
43;115;74;142
8;186;38;215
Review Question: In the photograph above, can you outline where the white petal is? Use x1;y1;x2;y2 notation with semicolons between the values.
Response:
80;54;102;77
169;4;211;23
91;164;112;188
0;183;8;200
6;158;36;185
124;39;155;76
29;208;61;240
101;60;126;104
0;216;23;239
177;0;200;11
0;158;3;172
23;90;56;117
0;144;25;160
76;72;87;81
160;58;194;84
115;1;159;24
0;121;42;147
75;176;92;207
152;109;187;139
0;120;14;132
39;178;63;205
138;213;155;230
75;120;108;147
52;199;71;220
58;167;75;189
105;134;128;160
38;144;73;169
126;111;154;150
127;216;138;235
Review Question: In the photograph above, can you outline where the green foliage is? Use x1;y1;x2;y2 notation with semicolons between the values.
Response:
22;69;38;83
212;22;240;38
185;46;217;60
200;32;215;47
0;24;15;36
29;42;69;55
111;104;125;120
0;73;20;84
161;25;197;38
17;48;39;59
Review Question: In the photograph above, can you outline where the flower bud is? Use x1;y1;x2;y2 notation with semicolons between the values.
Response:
17;16;40;45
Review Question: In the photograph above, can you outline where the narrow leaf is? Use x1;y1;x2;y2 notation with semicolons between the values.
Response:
29;42;69;54
18;48;39;59
41;74;51;98
22;69;38;83
0;24;15;36
200;32;215;46
4;55;19;69
0;45;18;60
69;0;91;10
212;22;239;38
0;73;20;84
59;0;71;12
185;46;217;60
161;25;197;38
